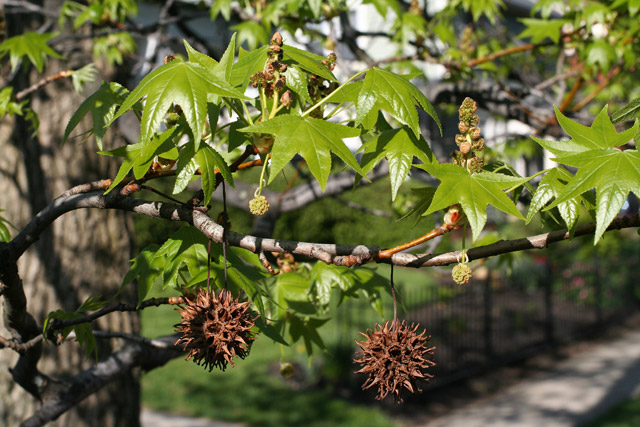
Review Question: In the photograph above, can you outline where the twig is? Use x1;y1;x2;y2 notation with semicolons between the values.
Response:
15;70;74;100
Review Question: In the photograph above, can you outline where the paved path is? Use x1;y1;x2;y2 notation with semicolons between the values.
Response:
428;329;640;426
141;410;244;427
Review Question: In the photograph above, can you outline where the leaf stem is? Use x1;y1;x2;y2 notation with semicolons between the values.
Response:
504;168;551;194
301;69;368;118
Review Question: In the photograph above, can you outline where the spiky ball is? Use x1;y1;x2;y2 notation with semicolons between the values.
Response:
452;263;472;285
249;195;270;216
354;320;436;403
174;288;258;371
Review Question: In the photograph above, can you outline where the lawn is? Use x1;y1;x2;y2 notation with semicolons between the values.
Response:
586;394;640;427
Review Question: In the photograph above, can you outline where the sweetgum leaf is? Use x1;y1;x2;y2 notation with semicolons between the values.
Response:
612;98;640;124
0;32;63;73
526;166;581;230
240;115;362;190
355;67;441;137
282;44;336;82
360;126;433;200
63;82;130;149
421;163;525;241
536;106;640;244
174;141;234;201
111;58;249;145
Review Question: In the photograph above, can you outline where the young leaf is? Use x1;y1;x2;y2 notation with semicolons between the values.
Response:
173;141;233;200
421;163;526;241
282;44;337;82
355;67;441;137
63;82;131;149
360;126;433;200
119;244;163;304
536;107;640;243
240;115;363;190
518;18;569;43
0;32;64;73
612;98;640;124
111;58;249;145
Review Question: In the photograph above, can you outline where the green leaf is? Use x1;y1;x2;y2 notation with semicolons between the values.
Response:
612;98;640;124
63;82;131;149
173;141;233;200
288;315;328;357
70;63;98;93
111;59;249;145
230;46;269;89
195;144;234;202
0;87;26;118
98;143;143;192
533;106;638;156
545;149;640;244
355;68;441;137
0;210;15;242
0;32;64;73
360;126;433;200
363;0;402;17
421;163;526;241
586;40;616;70
119;244;163;304
538;108;640;243
282;44;337;82
240;115;362;190
284;65;312;104
518;18;569;44
526;167;581;230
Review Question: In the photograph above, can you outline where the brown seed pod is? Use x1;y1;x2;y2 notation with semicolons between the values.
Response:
354;320;436;403
174;288;258;371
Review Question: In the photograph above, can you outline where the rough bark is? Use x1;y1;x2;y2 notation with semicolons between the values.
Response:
0;8;140;426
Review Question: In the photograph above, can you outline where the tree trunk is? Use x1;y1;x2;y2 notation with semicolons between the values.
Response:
0;8;140;426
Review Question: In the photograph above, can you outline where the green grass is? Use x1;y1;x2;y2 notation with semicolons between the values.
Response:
585;394;640;427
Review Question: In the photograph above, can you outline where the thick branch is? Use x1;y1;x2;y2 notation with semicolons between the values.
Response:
20;336;182;427
11;187;640;271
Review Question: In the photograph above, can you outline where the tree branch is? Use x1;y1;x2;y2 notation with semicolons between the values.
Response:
10;185;640;273
20;336;182;427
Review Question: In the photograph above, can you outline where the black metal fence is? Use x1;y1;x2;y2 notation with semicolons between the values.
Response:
330;254;640;390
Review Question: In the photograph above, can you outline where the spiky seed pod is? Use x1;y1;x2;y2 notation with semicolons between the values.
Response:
174;288;258;371
354;320;436;403
452;263;472;285
249;195;270;216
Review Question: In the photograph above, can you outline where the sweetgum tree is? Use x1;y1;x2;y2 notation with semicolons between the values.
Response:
1;0;639;425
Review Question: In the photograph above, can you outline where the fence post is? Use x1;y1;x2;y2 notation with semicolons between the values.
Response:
483;277;493;360
543;258;555;347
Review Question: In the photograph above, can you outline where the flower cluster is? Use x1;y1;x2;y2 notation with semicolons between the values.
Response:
453;97;485;173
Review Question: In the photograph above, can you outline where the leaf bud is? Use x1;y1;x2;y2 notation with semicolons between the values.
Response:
280;90;293;109
271;32;283;46
460;141;471;155
164;55;177;64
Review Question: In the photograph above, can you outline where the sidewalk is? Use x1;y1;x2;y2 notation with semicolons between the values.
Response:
427;329;640;426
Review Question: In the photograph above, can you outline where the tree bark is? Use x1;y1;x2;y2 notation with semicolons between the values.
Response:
0;7;140;426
